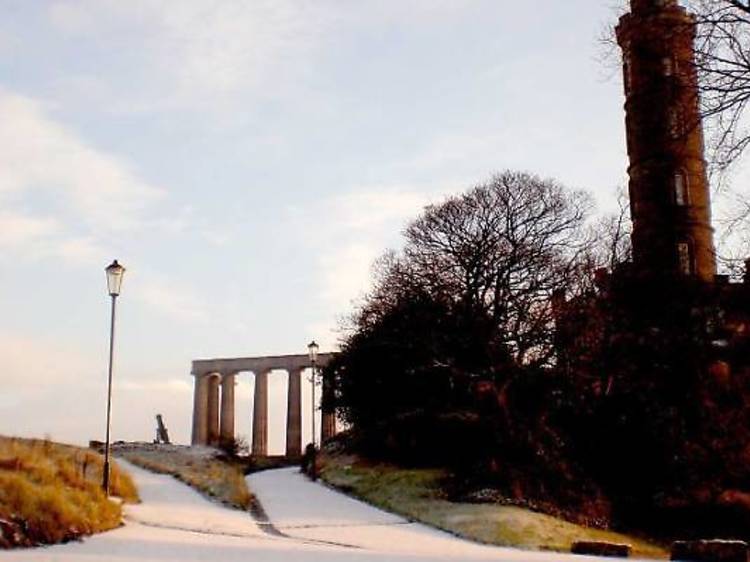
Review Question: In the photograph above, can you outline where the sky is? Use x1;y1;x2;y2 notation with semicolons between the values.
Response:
0;0;668;450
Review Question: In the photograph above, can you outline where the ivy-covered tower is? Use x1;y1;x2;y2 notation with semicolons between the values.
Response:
616;0;716;282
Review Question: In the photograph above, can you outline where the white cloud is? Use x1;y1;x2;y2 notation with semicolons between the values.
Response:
319;241;383;306
55;236;106;264
40;0;491;123
292;187;440;318
0;330;196;444
0;90;163;231
0;89;170;270
46;0;331;111
0;330;197;444
327;190;429;230
406;132;507;174
47;2;97;34
161;1;322;99
0;332;97;388
132;275;210;324
119;378;192;394
0;212;58;248
303;319;343;352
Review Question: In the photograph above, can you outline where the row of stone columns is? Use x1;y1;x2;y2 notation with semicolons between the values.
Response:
191;368;335;457
191;372;236;447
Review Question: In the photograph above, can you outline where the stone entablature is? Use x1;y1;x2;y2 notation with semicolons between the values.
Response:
191;353;335;377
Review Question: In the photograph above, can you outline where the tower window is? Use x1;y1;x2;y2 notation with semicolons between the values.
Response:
662;57;674;77
674;171;688;206
669;108;684;139
623;61;632;93
677;242;692;275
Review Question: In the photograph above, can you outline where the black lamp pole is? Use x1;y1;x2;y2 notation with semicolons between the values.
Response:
102;260;125;495
307;340;319;481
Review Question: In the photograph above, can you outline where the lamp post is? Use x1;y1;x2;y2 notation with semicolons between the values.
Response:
307;340;319;480
102;259;125;495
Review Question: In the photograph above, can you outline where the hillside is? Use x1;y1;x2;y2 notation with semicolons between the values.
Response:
0;436;138;547
115;442;253;510
318;448;667;558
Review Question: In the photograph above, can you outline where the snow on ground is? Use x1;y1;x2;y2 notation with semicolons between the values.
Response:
2;461;647;561
248;467;621;561
114;462;263;538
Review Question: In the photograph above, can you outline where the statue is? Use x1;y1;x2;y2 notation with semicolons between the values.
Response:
154;414;171;444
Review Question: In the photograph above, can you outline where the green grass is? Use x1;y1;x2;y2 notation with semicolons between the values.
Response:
320;453;667;558
118;444;253;510
0;435;138;547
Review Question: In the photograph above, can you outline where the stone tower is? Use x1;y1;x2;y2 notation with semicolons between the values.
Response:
616;0;716;282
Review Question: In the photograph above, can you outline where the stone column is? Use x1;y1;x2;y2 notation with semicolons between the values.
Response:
206;374;221;446
285;368;303;458
252;371;269;456
220;372;236;445
321;371;336;442
191;373;209;445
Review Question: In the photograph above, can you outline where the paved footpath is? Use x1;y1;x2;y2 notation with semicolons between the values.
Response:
3;462;643;561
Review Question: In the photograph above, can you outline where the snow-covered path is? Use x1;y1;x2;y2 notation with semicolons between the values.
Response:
248;466;553;559
3;462;637;561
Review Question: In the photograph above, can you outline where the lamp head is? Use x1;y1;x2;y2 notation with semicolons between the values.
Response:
307;340;319;363
105;260;126;297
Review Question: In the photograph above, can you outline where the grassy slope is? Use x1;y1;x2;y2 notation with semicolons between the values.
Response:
320;453;668;559
0;436;138;547
117;444;253;510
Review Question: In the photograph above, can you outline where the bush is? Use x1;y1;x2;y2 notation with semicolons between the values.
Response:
218;435;249;458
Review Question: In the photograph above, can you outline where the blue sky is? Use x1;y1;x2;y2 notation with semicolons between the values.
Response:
1;0;639;449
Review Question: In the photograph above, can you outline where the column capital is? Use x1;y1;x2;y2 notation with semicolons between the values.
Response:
193;370;220;378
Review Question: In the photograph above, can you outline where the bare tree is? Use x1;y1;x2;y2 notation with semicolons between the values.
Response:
673;2;750;266
688;1;750;173
367;171;592;369
590;188;632;271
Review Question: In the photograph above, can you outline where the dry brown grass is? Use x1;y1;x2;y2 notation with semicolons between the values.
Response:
0;436;138;547
117;444;253;510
